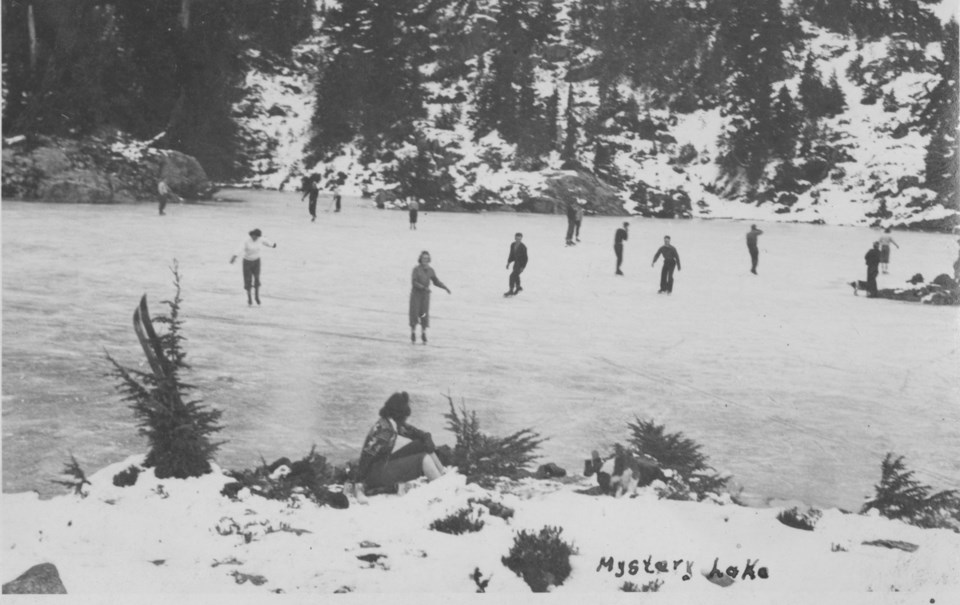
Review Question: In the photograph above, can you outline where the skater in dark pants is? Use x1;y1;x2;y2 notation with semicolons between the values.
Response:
230;229;277;306
565;202;577;246
864;241;881;297
614;222;629;275
409;250;451;343
301;178;319;221
409;199;420;230
157;180;181;216
746;224;763;274
574;204;584;242
334;188;342;213
651;235;681;294
504;232;528;297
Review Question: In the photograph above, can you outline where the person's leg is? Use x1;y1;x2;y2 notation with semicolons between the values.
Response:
659;264;668;292
309;198;317;220
750;247;759;274
159;197;167;216
615;245;623;274
421;292;430;342
243;260;254;305
409;293;419;342
575;220;581;241
252;259;262;304
507;269;517;294
665;261;675;293
515;266;523;292
422;454;443;481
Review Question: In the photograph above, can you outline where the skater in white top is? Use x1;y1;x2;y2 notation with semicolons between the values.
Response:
230;228;277;306
877;227;899;274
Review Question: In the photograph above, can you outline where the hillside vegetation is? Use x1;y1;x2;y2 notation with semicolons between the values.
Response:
3;0;957;229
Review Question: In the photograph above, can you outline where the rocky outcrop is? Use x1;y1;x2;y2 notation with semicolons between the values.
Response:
518;170;628;216
2;134;214;204
2;563;67;594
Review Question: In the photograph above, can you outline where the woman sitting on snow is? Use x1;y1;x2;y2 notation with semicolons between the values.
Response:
356;392;446;496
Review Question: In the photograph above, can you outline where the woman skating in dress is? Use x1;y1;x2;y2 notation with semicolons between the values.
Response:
409;250;451;344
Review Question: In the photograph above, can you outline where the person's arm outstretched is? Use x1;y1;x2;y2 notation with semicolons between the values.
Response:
430;269;451;294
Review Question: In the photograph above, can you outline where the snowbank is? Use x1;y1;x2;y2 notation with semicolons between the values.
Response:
4;455;958;597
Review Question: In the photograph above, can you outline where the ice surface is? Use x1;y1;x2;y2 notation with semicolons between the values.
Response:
3;190;958;509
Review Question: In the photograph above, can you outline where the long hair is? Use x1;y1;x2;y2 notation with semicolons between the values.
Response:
379;392;411;422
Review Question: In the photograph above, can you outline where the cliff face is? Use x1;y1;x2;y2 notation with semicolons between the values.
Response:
2;134;215;204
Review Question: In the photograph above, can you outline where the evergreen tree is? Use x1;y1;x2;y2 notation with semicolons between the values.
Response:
824;72;847;116
562;85;578;163
846;54;866;85
918;20;959;210
771;86;801;158
106;263;223;479
545;87;560;150
798;53;832;119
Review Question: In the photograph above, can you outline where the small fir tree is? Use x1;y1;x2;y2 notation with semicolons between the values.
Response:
106;262;223;479
861;453;959;531
443;394;545;485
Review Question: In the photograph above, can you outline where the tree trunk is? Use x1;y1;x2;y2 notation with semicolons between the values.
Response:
180;0;190;30
28;3;37;70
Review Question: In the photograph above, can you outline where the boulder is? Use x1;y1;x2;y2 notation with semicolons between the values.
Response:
39;169;115;203
159;151;213;199
2;563;67;594
30;146;72;177
519;170;627;216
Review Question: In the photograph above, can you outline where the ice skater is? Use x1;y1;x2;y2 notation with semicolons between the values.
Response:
954;238;960;282
504;232;528;297
157;179;181;216
409;250;451;343
864;241;881;297
651;235;681;294
408;199;420;230
574;204;585;242
333;188;342;213
746;224;763;274
565;202;577;246
877;227;899;274
614;222;629;275
230;228;277;306
301;178;319;222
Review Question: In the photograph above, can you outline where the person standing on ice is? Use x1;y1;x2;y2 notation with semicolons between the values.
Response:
651;235;681;294
877;227;899;274
746;224;763;274
504;232;528;297
954;238;960;282
864;241;881;297
333;187;342;213
301;177;319;222
230;228;277;306
157;179;181;216
614;222;629;275
409;250;451;343
408;198;420;230
565;202;577;246
574;204;585;242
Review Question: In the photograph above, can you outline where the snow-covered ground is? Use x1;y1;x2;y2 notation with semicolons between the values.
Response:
3;452;959;597
3;191;958;514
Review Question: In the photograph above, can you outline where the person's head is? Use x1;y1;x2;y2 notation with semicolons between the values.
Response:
418;250;431;265
751;224;758;231
663;235;671;244
249;228;262;240
380;392;412;422
515;232;523;242
873;241;880;249
884;227;891;233
623;222;629;229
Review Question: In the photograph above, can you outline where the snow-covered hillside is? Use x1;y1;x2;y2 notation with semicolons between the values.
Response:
234;1;957;230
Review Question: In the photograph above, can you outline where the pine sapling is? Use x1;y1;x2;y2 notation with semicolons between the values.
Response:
106;262;223;479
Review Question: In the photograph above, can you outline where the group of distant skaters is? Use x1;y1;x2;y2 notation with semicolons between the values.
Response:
223;187;959;330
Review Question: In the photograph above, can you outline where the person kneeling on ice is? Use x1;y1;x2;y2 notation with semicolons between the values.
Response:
356;392;447;497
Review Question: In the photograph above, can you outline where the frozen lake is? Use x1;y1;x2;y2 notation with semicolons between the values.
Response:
3;190;959;509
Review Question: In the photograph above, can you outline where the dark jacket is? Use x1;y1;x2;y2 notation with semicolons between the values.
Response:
507;242;528;269
865;248;881;270
615;228;628;246
357;417;433;482
653;244;681;269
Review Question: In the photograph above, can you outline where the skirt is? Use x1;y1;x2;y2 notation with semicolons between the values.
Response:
409;289;430;328
880;245;891;263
